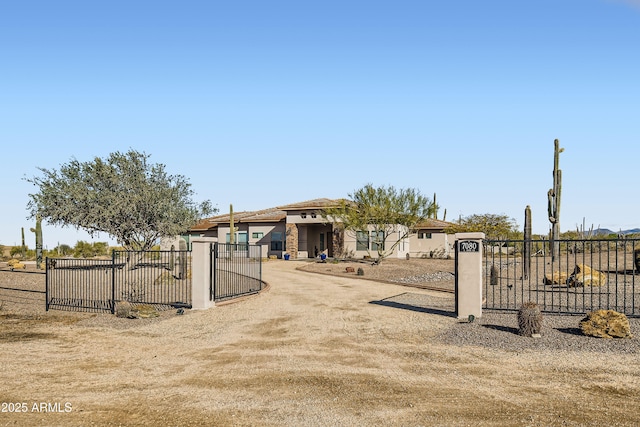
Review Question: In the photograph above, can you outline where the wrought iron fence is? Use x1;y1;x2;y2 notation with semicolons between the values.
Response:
211;243;263;301
46;250;192;313
113;250;192;309
483;239;640;317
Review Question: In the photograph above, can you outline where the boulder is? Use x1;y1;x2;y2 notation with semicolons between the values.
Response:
544;271;569;286
116;302;159;319
579;310;632;339
131;304;160;319
568;264;607;287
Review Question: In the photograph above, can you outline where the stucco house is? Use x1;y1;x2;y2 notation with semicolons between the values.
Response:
183;198;454;259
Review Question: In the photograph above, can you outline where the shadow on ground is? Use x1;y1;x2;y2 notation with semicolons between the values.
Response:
369;292;456;318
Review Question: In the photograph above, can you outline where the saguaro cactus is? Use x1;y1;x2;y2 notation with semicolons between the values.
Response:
548;139;564;260
176;238;188;280
523;205;532;279
433;192;438;219
30;215;43;269
21;227;26;258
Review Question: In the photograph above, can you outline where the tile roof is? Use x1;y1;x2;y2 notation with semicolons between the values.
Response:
415;218;454;230
189;199;452;232
190;207;286;231
277;198;343;211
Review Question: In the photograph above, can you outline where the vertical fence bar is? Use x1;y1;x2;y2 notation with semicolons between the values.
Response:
111;251;116;314
45;257;50;311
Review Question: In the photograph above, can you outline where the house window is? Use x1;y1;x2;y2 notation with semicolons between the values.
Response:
301;212;307;219
252;232;264;239
271;231;285;251
226;232;248;244
311;212;317;218
418;232;432;239
371;231;385;251
356;231;369;251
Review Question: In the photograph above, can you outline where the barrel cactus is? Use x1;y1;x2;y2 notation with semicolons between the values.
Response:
517;302;543;337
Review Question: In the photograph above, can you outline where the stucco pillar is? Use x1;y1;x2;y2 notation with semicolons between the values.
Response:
191;237;216;310
454;232;485;319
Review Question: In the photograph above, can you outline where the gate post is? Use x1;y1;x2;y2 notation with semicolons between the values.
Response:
455;232;485;319
191;237;216;310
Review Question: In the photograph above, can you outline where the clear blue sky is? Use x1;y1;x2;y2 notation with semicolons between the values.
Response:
1;0;639;248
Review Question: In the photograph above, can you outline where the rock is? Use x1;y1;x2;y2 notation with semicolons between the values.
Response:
345;267;355;273
132;304;160;319
579;310;632;339
115;301;132;318
544;271;568;286
568;264;607;287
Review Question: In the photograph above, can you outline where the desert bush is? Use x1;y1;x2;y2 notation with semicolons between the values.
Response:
517;302;543;337
10;246;25;258
115;301;132;318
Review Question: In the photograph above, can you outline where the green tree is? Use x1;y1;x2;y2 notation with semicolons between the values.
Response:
73;241;110;258
322;184;436;263
10;246;25;258
445;213;520;240
26;150;215;251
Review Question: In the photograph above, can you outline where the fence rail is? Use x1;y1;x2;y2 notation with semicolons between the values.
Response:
483;238;640;317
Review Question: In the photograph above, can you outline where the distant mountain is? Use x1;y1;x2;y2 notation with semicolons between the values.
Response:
593;228;640;236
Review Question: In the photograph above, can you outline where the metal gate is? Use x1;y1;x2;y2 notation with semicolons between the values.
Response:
483;238;640;317
46;250;192;313
211;243;263;301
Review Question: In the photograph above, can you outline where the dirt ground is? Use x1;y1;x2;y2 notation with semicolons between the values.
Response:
1;259;639;426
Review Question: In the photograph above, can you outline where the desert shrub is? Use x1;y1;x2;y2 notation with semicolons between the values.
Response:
73;241;109;258
115;301;132;318
10;246;25;258
517;302;543;337
357;267;364;276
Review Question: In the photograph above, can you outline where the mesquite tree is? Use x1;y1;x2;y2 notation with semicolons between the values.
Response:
445;213;519;240
322;184;436;263
25;150;215;251
548;139;564;260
